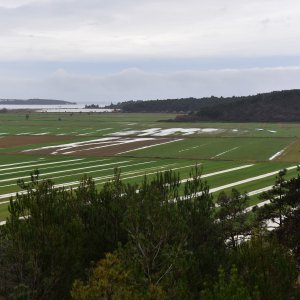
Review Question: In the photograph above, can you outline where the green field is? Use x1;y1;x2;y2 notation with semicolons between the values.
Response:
0;111;299;221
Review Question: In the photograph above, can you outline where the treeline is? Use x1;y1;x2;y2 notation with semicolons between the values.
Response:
175;89;300;122
105;96;236;113
106;90;300;122
0;168;300;299
84;104;100;109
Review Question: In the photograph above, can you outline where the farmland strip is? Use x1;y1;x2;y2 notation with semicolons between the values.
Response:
209;165;298;194
0;158;85;172
23;137;119;152
117;139;183;154
0;159;45;168
0;161;158;189
0;159;109;177
62;138;155;154
0;160;132;183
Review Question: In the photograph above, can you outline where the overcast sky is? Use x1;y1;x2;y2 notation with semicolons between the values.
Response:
1;0;300;104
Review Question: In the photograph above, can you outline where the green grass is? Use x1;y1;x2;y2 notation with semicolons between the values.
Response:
2;112;300;137
0;111;300;221
123;137;294;161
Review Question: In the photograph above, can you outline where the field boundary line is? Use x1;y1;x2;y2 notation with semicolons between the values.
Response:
269;146;288;160
211;147;239;159
180;164;254;183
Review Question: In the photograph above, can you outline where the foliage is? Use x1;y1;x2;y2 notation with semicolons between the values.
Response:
76;171;128;265
200;266;259;300
1;173;84;299
0;166;299;299
232;231;298;300
255;169;300;231
177;166;225;294
71;253;142;300
106;89;300;122
217;188;250;248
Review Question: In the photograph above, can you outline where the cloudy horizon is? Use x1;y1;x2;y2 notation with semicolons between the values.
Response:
1;0;300;104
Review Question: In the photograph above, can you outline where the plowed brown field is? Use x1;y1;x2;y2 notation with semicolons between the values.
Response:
22;137;175;156
0;135;73;148
276;138;300;162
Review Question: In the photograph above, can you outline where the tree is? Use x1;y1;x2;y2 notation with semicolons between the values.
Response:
200;266;259;300
77;170;128;265
71;253;167;300
177;166;225;294
0;173;84;299
257;169;291;228
216;189;250;248
283;172;300;209
232;231;298;300
120;170;189;297
71;253;142;300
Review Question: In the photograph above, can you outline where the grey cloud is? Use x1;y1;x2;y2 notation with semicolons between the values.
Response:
1;0;300;60
0;0;299;102
0;67;299;104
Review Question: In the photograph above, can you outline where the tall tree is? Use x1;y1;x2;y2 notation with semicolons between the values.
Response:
200;266;259;300
232;231;298;300
0;173;84;299
121;170;188;297
177;166;225;294
216;188;250;248
257;169;291;228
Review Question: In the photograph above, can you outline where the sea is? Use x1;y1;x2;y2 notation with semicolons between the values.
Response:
0;104;113;113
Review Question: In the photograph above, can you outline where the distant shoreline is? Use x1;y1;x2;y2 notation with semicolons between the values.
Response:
0;99;76;105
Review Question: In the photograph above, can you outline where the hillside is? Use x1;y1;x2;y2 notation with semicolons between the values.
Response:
0;98;76;105
175;90;300;122
105;96;237;112
107;89;300;122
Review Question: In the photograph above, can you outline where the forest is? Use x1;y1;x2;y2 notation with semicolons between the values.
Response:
106;90;300;122
0;167;299;299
